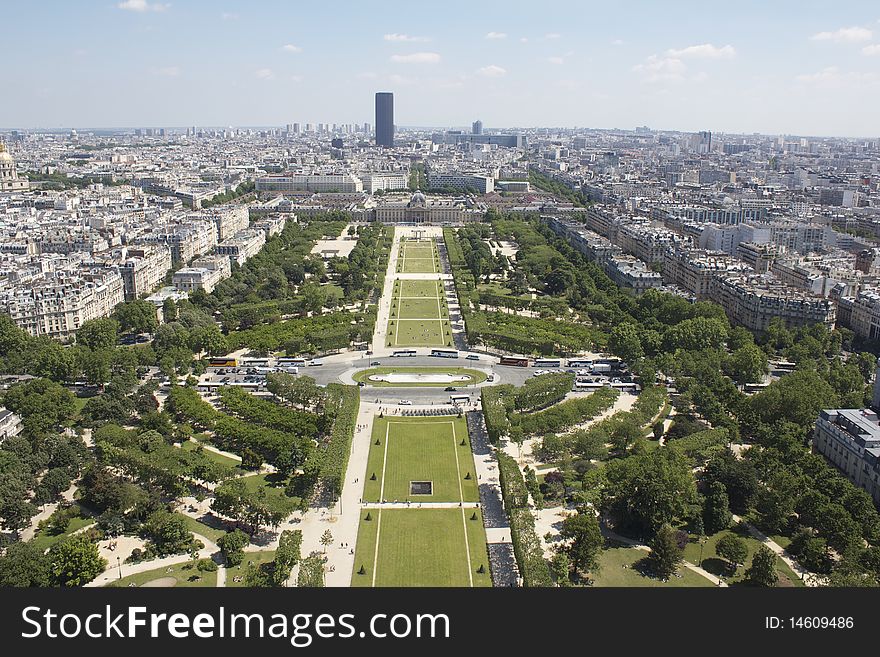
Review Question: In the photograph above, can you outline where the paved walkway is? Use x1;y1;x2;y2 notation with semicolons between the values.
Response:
731;514;818;586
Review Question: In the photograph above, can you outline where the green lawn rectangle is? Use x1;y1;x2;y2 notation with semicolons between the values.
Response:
396;297;445;319
351;508;491;587
362;416;478;503
400;258;438;274
397;279;442;298
591;545;714;587
107;560;218;588
390;319;450;346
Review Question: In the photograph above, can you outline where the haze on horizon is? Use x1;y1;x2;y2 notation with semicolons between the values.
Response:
1;0;879;138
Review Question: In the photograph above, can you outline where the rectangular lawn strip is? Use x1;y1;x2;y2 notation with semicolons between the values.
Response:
350;509;379;587
396;297;446;319
28;513;95;552
225;550;277;588
397;279;442;298
401;258;438;274
356;509;478;587
107;560;218;588
391;319;448;346
591;545;714;587
681;526;804;586
362;416;478;503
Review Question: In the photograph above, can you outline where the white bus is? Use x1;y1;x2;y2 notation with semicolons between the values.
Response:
533;358;562;368
391;349;417;357
450;394;471;404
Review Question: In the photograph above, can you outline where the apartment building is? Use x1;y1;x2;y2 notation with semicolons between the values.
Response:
118;245;172;300
813;407;880;505
216;229;266;267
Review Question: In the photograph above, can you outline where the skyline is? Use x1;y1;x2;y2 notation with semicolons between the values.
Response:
2;1;880;137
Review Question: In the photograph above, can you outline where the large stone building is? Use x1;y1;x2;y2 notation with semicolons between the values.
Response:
117;245;172;300
0;143;29;193
373;191;484;224
813;407;880;505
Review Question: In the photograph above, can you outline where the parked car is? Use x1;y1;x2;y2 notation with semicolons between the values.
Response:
371;361;381;366
444;386;457;392
399;400;413;405
465;354;479;361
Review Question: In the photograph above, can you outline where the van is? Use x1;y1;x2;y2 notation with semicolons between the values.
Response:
308;359;323;366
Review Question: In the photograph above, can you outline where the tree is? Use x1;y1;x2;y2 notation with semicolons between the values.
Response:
728;344;768;386
320;529;333;553
745;545;778;587
143;511;195;556
218;529;250;567
48;535;107;587
703;481;732;534
76;318;119;350
715;534;749;572
1;377;76;436
163;298;178;323
114;300;159;335
550;551;571;586
0;541;51;587
559;511;603;578
273;529;303;586
609;322;644;364
645;524;683;579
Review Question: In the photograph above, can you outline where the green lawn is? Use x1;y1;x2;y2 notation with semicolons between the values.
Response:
180;439;242;468
682;524;804;587
107;560;218;588
226;550;277;587
175;512;229;544
238;474;300;514
591;545;715;587
400;258;438;274
29;511;95;552
389;319;451;347
351;508;491;587
362;416;478;503
352;366;487;387
396;279;443;298
396;297;446;319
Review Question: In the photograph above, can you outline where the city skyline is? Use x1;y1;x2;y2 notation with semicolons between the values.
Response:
1;1;880;137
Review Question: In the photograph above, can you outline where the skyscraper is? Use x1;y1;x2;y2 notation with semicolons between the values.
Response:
375;92;394;147
472;119;483;135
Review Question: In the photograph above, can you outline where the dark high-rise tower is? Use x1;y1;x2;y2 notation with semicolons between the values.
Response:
375;92;394;147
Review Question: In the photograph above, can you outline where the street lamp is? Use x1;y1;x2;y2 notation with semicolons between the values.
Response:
117;556;122;580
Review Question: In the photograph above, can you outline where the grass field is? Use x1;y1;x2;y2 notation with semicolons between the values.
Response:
362;416;479;503
107;560;218;588
226;550;277;587
590;545;715;587
180;439;243;469
351;508;491;587
681;524;804;587
397;240;439;274
28;513;95;552
174;512;229;544
388;279;452;347
352;366;487;387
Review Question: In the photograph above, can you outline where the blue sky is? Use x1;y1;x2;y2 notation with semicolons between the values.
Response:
1;0;879;136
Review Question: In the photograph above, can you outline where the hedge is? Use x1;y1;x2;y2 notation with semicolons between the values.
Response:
481;385;514;443
520;387;619;435
514;373;575;412
304;383;359;499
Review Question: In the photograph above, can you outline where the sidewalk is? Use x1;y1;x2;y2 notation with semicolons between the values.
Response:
732;514;818;586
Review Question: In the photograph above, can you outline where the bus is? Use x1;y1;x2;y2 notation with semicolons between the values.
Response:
574;380;603;390
278;357;307;367
567;359;594;368
773;360;797;373
499;356;529;367
240;358;269;367
533;358;562;368
431;349;459;359
391;349;417;357
208;357;237;368
450;394;471;404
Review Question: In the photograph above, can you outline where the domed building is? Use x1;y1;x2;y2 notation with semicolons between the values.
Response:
374;189;485;225
0;142;29;193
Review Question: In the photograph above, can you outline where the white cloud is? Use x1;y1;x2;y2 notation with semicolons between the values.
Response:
477;64;507;77
547;56;564;65
611;39;625;46
388;74;416;85
384;33;430;42
357;71;378;80
665;43;736;58
863;44;880;55
633;55;686;83
117;0;169;12
220;12;238;20
545;32;561;39
811;26;872;43
289;75;304;83
389;52;441;64
255;68;275;80
486;32;507;40
520;37;529;43
282;44;302;53
795;66;877;86
153;66;180;77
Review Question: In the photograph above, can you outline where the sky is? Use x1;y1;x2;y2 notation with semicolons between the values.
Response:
1;0;880;137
